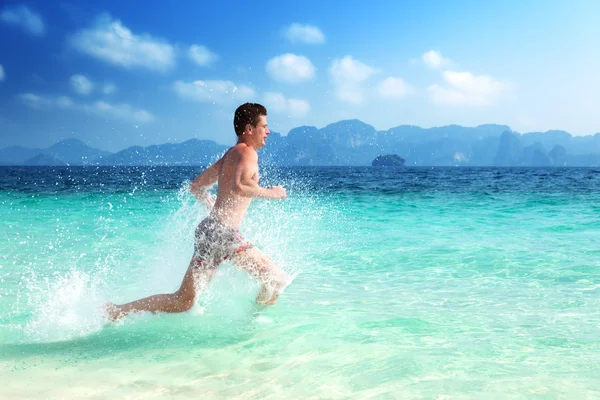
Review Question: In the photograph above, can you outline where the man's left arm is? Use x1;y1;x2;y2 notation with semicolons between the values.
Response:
190;158;222;208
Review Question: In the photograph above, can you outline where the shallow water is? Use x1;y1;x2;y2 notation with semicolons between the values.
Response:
1;166;599;399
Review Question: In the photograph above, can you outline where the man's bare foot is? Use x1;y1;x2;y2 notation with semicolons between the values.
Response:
264;298;277;306
256;295;278;307
104;302;125;322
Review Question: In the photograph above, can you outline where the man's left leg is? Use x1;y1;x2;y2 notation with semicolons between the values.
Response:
106;261;216;321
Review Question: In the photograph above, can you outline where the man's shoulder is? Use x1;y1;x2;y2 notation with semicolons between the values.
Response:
230;143;258;160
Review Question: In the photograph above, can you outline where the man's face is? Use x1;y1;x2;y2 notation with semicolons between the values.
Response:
251;115;269;148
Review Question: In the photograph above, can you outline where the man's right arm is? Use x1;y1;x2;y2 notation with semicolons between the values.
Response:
190;157;223;208
233;149;286;200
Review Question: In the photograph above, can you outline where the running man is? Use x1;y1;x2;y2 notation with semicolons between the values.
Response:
106;103;287;321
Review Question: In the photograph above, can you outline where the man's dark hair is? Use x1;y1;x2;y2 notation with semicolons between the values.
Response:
233;103;267;136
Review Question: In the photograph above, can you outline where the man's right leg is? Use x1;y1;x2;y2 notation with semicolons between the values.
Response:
106;262;216;321
230;247;287;305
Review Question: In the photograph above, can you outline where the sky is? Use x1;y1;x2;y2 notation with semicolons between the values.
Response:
0;0;599;152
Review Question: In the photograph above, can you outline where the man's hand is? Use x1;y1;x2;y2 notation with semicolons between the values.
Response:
196;189;215;209
270;185;287;200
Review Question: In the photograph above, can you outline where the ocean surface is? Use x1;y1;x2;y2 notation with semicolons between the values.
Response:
1;166;599;399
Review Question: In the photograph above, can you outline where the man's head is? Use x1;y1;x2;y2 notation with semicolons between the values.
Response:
234;103;270;148
234;103;267;136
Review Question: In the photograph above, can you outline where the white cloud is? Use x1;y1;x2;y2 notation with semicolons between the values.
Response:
173;80;255;105
57;96;74;109
0;5;45;36
18;92;153;123
85;101;154;123
69;14;175;72
330;56;377;104
283;23;325;44
188;45;218;66
266;53;315;83
0;64;4;81
377;77;410;99
263;92;310;118
422;50;450;69
69;74;94;95
19;93;48;108
428;70;510;107
330;56;377;84
102;83;117;95
68;75;117;96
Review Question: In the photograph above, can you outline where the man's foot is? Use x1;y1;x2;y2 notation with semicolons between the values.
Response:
256;295;278;307
103;302;125;322
264;298;277;306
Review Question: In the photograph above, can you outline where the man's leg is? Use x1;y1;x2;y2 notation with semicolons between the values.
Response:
230;247;287;305
106;261;216;321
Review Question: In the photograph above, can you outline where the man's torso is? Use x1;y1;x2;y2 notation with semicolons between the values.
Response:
210;144;257;229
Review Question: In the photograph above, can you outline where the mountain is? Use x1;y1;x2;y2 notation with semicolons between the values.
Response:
0;145;42;165
96;139;228;165
522;130;572;150
525;143;552;167
321;120;378;165
23;153;67;166
262;123;520;166
0;139;110;165
263;123;600;166
45;139;111;165
2;122;600;166
549;145;567;166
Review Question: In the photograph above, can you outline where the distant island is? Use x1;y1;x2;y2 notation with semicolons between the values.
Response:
1;120;600;166
23;153;67;166
372;154;405;166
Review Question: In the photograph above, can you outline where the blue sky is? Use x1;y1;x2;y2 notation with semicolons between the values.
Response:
1;0;599;151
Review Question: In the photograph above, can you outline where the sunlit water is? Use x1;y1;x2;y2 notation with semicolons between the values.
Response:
1;166;599;399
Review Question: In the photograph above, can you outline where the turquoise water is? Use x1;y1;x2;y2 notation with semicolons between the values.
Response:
1;167;600;399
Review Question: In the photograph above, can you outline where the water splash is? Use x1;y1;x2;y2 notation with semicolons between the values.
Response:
23;269;107;343
9;169;330;343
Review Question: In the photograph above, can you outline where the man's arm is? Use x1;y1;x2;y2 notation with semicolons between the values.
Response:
190;158;222;207
233;149;286;200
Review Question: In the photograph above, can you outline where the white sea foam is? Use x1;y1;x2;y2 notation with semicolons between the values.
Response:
23;269;107;342
17;172;324;342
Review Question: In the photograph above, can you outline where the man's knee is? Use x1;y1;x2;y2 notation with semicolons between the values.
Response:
174;288;195;312
269;269;287;292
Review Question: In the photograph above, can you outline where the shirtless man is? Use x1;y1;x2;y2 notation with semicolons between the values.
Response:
106;103;287;321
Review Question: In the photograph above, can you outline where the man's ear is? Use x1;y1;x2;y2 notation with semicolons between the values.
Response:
244;123;253;135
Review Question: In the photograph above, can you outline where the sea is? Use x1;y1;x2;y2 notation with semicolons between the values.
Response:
1;166;599;399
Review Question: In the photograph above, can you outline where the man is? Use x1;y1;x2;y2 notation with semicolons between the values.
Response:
106;103;287;321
